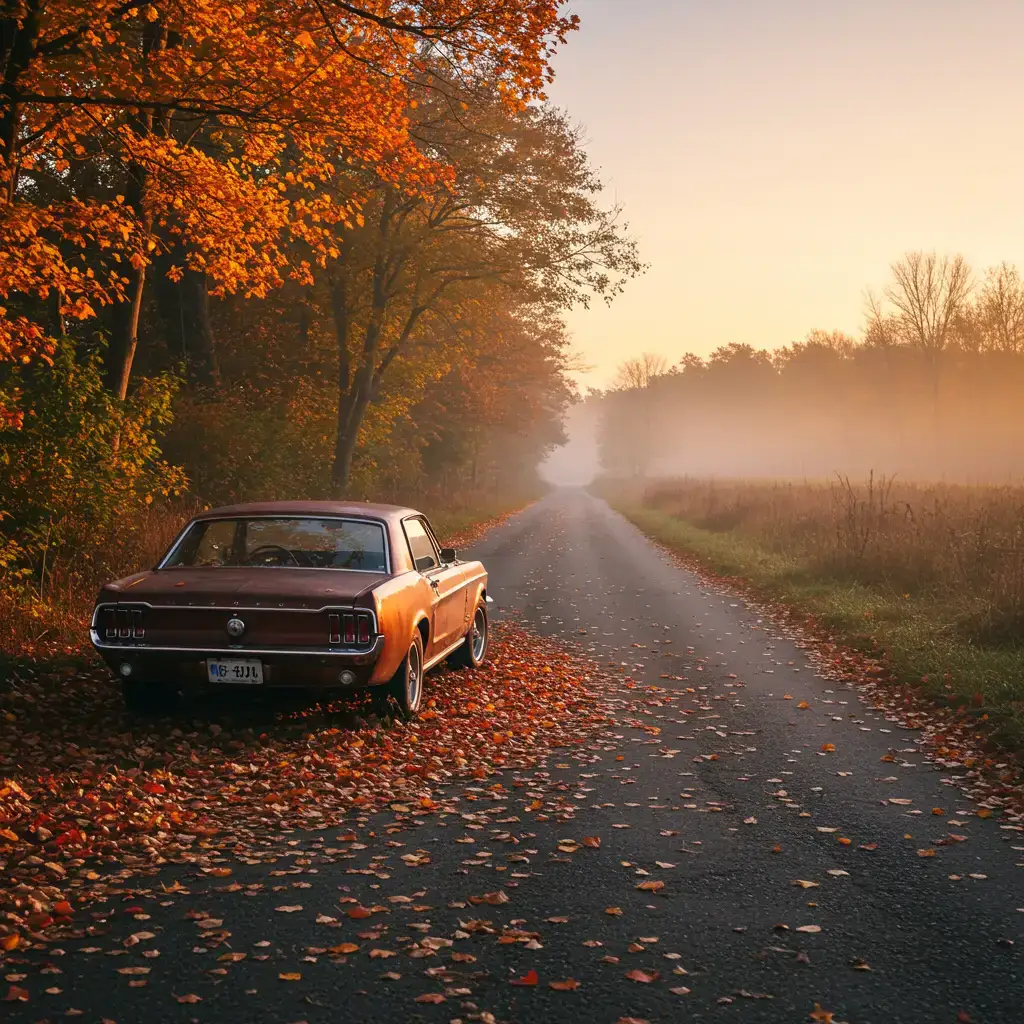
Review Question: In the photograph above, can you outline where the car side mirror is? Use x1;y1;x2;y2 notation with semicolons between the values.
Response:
439;547;457;564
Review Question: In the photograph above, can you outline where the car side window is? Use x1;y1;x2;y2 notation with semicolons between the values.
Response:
404;518;440;572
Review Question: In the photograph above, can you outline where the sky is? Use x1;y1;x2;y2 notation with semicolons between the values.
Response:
547;0;1024;389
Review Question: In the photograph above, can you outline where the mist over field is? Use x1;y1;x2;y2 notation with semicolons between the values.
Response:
589;257;1024;485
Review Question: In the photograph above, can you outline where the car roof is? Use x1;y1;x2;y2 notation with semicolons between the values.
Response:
191;501;421;524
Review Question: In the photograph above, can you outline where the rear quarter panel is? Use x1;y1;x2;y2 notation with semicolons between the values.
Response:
368;571;435;683
460;560;488;620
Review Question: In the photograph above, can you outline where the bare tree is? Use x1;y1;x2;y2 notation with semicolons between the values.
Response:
977;262;1024;353
863;289;901;349
613;352;668;390
884;251;973;360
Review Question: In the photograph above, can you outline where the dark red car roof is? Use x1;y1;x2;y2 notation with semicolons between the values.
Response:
192;501;420;523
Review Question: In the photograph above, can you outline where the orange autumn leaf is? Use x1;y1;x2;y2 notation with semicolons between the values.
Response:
582;836;601;848
636;880;664;892
329;943;360;955
549;978;581;991
625;969;659;983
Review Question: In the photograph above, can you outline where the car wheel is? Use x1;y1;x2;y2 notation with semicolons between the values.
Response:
449;602;488;670
377;631;425;720
121;679;174;714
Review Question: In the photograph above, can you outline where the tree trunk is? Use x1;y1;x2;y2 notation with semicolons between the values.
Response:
104;20;166;399
154;261;218;386
107;258;148;400
332;366;375;493
1;1;43;201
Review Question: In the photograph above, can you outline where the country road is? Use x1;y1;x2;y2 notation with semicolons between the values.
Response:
6;488;1022;1024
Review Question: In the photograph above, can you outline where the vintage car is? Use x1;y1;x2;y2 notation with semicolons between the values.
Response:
89;501;491;717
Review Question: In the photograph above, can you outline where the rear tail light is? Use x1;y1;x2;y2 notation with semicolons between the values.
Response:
328;611;375;646
102;607;144;640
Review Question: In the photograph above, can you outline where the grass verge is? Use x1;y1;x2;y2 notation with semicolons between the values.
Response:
610;501;1024;755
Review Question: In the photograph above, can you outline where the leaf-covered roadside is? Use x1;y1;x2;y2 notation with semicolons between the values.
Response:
0;622;613;951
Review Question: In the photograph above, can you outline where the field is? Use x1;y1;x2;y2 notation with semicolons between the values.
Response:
604;475;1024;753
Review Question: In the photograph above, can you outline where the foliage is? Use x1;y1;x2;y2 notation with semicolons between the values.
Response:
0;0;580;419
0;337;185;595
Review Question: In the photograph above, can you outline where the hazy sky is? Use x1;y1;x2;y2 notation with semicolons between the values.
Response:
548;0;1024;388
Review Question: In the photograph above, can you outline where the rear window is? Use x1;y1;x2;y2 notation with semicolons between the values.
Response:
163;517;388;572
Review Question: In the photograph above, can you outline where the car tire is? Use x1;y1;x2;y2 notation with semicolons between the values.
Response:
449;601;489;670
376;631;425;720
121;679;174;714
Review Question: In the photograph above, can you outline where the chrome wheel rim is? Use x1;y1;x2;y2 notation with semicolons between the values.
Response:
471;607;487;661
406;642;422;711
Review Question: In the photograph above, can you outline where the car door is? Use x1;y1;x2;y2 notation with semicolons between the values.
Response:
402;516;466;656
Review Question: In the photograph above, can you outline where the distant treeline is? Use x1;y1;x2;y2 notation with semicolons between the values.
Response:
598;254;1024;481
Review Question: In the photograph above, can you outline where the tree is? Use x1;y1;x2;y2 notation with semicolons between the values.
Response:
613;352;668;390
977;262;1024;353
0;0;580;416
884;251;972;372
321;94;641;491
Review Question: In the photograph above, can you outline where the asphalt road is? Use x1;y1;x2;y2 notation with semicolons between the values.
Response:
6;488;1022;1024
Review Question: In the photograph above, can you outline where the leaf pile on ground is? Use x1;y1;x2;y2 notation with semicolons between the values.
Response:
0;622;615;949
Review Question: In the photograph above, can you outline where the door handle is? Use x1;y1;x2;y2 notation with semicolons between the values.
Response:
430;579;439;590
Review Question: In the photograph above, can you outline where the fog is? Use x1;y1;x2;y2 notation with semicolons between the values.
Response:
539;398;602;487
590;337;1024;485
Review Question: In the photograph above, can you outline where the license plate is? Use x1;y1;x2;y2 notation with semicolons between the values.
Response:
207;658;263;684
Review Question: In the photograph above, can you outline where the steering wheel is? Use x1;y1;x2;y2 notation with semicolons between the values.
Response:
246;543;301;567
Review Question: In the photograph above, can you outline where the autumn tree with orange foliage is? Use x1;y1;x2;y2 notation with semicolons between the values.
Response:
0;0;578;420
1;2;646;642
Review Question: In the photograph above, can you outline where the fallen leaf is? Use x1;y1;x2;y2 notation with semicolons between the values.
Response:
329;943;360;955
275;905;303;913
549;978;581;991
278;972;302;981
174;994;202;1004
796;925;821;933
625;969;660;983
582;836;601;848
511;969;539;986
414;993;446;1004
636;880;664;892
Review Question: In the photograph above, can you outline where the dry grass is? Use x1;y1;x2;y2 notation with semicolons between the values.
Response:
603;475;1024;753
0;500;201;659
642;475;1024;645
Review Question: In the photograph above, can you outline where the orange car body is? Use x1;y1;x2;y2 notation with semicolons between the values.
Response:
90;501;489;693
